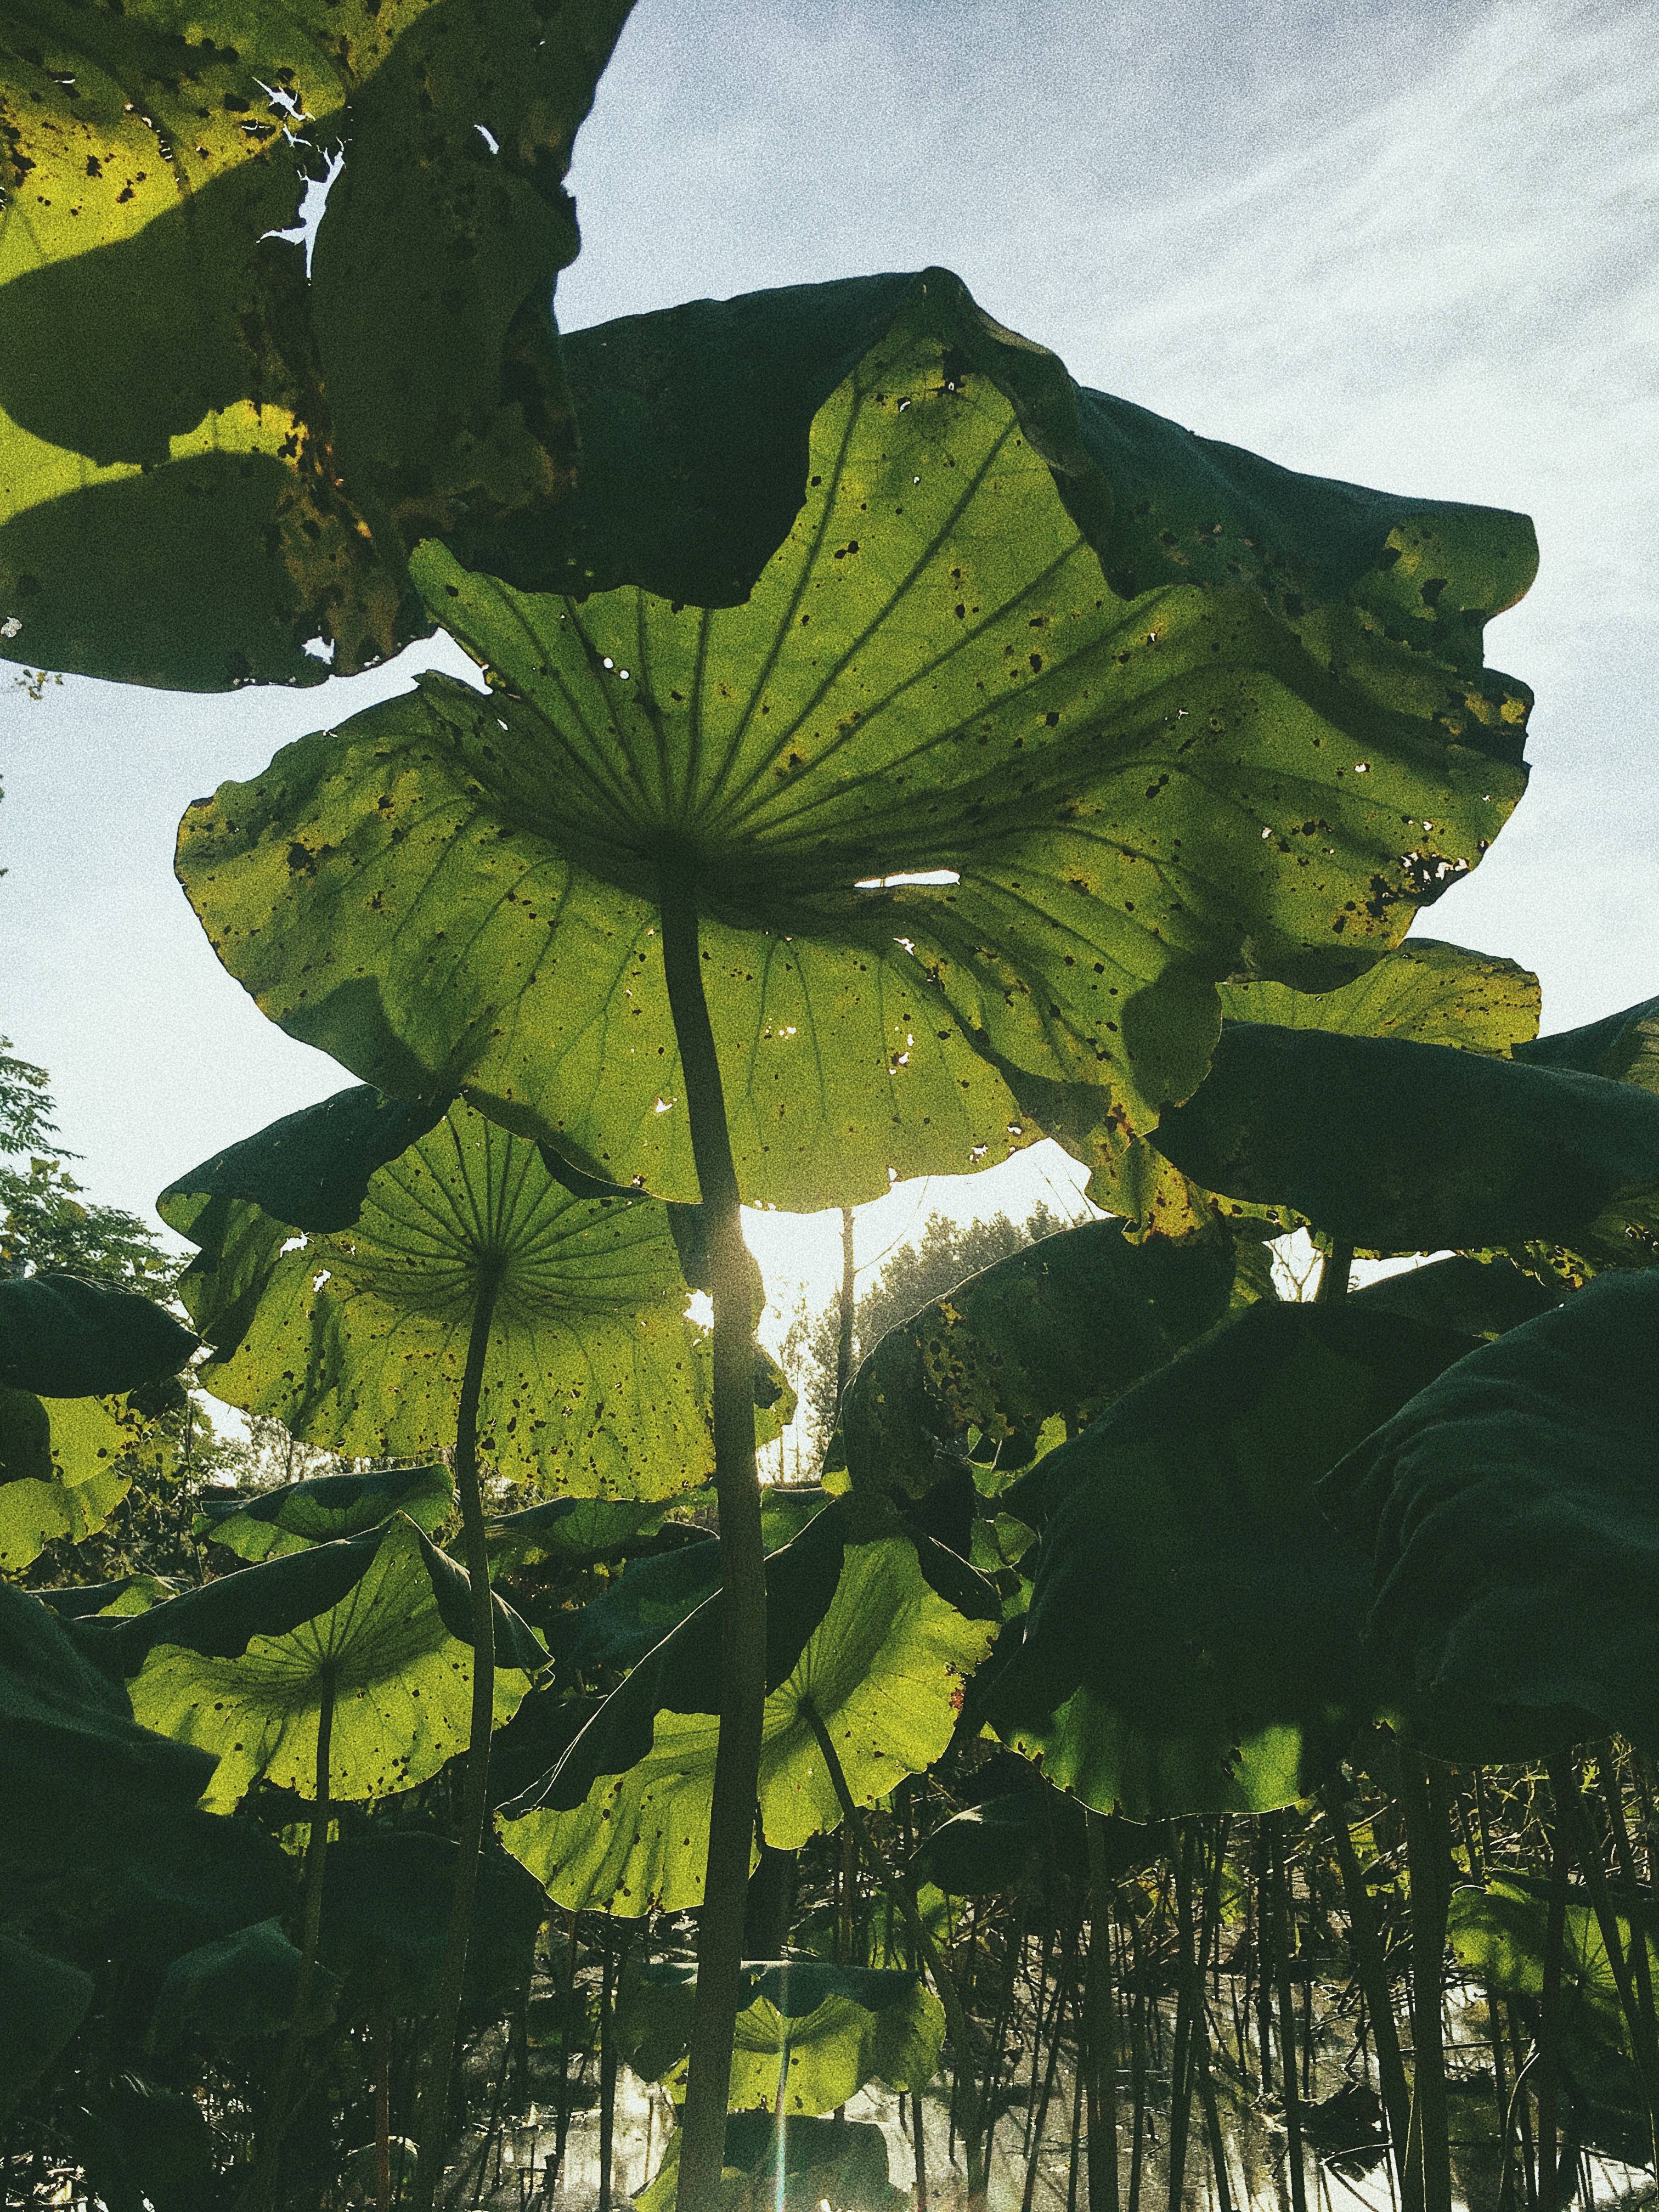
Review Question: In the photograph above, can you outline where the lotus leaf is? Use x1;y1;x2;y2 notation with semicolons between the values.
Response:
193;1463;454;1561
1317;1270;1659;1760
0;1581;217;1898
617;1956;943;2116
544;1536;721;1674
839;1215;1235;1498
0;1934;94;2120
906;1789;1169;1898
0;0;633;689
147;1917;337;2055
1347;1254;1561;1339
1516;994;1659;1090
635;2111;905;2212
177;274;1532;1212
0;1272;198;1396
93;1513;544;1810
485;1494;667;1572
35;1575;176;1620
1081;938;1544;1231
1148;1023;1659;1256
166;1094;730;1494
991;1302;1473;1816
499;1507;996;1912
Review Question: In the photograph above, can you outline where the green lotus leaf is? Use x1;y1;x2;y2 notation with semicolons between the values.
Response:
0;1934;94;2120
159;1084;445;1246
636;2112;905;2212
317;1829;545;2016
1317;1270;1659;1760
0;1581;218;1899
544;1536;722;1675
499;1506;997;1912
0;1272;198;1396
484;1494;667;1572
93;1514;545;1811
1516;995;1659;1090
840;1217;1236;1498
617;1956;943;2117
0;0;633;690
1347;1254;1562;1339
193;1463;455;1561
1073;939;1542;1232
167;1093;735;1495
1147;1023;1659;1256
177;274;1532;1211
35;1575;177;1621
1449;1873;1656;2168
147;1917;337;2056
0;1389;171;1571
991;1302;1473;1817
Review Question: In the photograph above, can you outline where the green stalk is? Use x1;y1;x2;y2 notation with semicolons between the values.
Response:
258;1674;336;2207
801;1699;987;2205
1316;1240;1354;1303
835;1204;857;1415
660;880;766;2211
1263;1810;1308;2212
1084;1813;1121;2212
412;1266;503;2209
1321;1786;1414;2204
1397;1752;1452;2212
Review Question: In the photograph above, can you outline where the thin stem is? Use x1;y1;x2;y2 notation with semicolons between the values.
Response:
258;1675;336;2207
1316;1242;1354;1302
835;1204;857;1415
1085;1813;1121;2212
1321;1786;1414;2206
660;878;766;2211
800;1698;987;2205
1265;1810;1309;2212
1398;1752;1452;2212
412;1264;504;2208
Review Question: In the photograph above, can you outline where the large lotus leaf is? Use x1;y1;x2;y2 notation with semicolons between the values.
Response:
0;1272;198;1396
0;1934;94;2120
617;1956;943;2116
147;1917;337;2056
317;1829;544;2016
636;2112;905;2212
193;1463;454;1561
906;1789;1166;1897
177;277;1531;1211
499;1508;997;1912
167;1094;729;1495
1147;1023;1659;1257
840;1217;1235;1498
92;1513;544;1810
1065;938;1542;1232
1317;1270;1659;1760
0;1581;218;1900
0;0;633;690
991;1302;1472;1817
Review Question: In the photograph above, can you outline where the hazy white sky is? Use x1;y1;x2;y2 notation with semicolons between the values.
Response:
3;0;1655;1335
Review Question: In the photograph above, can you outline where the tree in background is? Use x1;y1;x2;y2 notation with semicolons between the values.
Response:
787;1200;1074;1459
0;1037;177;1291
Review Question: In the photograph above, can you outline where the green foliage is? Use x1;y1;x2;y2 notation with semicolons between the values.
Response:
992;1302;1474;1816
165;1092;733;1493
193;1462;454;1561
0;1272;196;1397
499;1504;996;1911
0;1037;57;1155
317;1830;545;2016
93;1513;545;1809
147;1917;336;2056
1149;1022;1659;1256
839;1214;1237;1497
635;2112;906;2212
0;1933;94;2118
617;1956;943;2115
0;0;635;689
176;272;1532;1211
1318;1268;1659;1760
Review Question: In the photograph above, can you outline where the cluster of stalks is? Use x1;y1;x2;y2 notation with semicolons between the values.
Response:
17;1726;1658;2211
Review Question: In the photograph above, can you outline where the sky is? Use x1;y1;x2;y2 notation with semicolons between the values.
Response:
3;0;1655;1358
